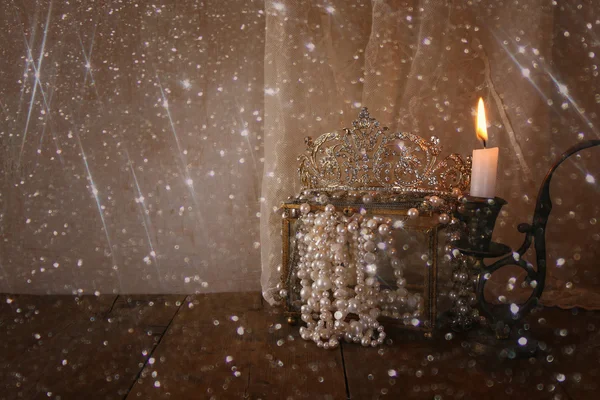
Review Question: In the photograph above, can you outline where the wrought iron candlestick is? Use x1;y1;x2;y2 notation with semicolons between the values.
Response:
455;140;600;338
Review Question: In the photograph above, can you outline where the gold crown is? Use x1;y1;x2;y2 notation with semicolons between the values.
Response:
298;108;471;195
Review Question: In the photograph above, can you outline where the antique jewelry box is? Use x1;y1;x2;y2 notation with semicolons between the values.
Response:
278;109;472;341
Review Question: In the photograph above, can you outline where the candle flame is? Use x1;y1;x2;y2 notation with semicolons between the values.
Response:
476;97;488;145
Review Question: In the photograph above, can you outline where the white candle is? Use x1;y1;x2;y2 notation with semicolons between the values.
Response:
470;147;498;198
469;98;499;198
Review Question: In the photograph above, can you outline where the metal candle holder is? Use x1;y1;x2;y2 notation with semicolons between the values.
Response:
456;140;600;338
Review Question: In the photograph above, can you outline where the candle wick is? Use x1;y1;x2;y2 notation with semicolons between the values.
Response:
482;139;487;149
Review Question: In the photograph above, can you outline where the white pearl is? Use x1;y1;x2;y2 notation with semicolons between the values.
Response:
429;195;443;208
334;298;348;308
325;204;336;213
329;243;343;252
300;203;311;214
407;296;417;308
364;252;376;263
363;241;376;252
347;221;359;232
378;224;390;236
407;208;419;219
300;287;312;300
347;299;359;314
297;269;308;279
365;264;378;275
332;277;343;287
350;320;362;336
320;327;332;338
316;278;332;290
362;194;373;204
438;213;450;224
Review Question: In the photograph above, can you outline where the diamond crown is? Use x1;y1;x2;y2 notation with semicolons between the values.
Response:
298;108;471;194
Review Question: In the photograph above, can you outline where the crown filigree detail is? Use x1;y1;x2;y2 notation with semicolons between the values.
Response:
298;108;471;194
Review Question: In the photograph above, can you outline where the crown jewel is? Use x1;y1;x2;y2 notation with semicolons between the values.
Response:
298;108;471;194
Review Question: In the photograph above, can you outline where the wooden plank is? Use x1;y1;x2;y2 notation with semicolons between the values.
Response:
526;307;600;399
0;295;118;399
342;325;572;400
126;292;262;399
0;295;183;400
0;295;116;365
127;292;348;400
243;304;347;399
108;295;188;332
2;293;596;400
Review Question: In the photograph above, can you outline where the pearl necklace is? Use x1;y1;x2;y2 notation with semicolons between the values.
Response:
295;203;420;348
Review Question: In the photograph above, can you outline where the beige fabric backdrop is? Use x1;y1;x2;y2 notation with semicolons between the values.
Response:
261;0;600;308
0;0;265;294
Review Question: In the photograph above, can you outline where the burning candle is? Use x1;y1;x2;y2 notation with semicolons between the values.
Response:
469;98;498;198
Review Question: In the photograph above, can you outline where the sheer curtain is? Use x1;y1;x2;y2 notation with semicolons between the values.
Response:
2;0;597;304
261;0;600;308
